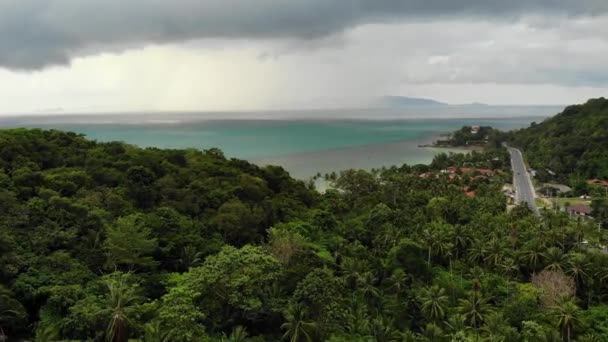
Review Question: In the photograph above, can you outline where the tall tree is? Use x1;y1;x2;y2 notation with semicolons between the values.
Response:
103;214;158;271
0;285;26;341
418;285;449;322
96;273;142;342
281;303;317;342
551;299;580;342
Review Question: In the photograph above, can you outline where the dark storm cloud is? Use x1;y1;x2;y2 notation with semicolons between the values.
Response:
0;0;606;70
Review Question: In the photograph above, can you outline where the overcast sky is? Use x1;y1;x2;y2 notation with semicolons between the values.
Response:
1;0;608;114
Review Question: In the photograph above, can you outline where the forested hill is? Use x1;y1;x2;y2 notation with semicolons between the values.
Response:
2;128;608;341
507;97;608;182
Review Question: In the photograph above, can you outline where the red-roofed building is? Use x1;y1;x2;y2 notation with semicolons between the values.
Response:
587;179;608;187
463;186;476;197
566;204;592;216
447;167;494;176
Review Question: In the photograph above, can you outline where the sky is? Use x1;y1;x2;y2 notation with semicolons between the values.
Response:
1;0;608;114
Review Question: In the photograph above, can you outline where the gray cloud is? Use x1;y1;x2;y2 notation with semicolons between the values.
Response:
1;0;608;70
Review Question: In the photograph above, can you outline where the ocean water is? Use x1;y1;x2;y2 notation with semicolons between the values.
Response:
0;107;558;179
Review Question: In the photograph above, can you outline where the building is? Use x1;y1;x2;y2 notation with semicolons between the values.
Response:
541;183;573;194
447;166;493;176
587;179;608;187
471;126;480;134
566;204;592;217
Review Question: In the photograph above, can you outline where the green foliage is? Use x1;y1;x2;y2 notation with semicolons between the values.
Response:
1;127;608;341
104;214;158;271
508;97;608;181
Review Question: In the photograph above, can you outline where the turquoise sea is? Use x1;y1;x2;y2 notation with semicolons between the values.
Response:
0;107;559;179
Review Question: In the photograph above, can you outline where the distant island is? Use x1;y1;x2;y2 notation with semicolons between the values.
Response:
379;96;448;107
378;96;490;108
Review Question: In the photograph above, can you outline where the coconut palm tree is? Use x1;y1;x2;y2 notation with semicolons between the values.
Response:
575;333;602;342
469;266;484;293
386;268;409;296
484;238;507;269
467;239;487;266
519;241;544;273
96;274;141;342
450;224;471;260
422;322;444;341
564;253;588;291
369;316;400;342
544;247;565;272
458;292;491;330
177;245;203;271
281;303;317;342
34;323;61;342
223;326;249;342
418;285;448;322
551;298;580;342
143;320;174;342
444;313;468;336
480;312;507;341
499;258;519;280
0;285;26;342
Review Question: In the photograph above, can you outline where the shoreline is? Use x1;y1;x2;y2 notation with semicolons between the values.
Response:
418;143;485;152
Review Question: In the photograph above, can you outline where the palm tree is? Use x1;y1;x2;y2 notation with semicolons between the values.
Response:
34;323;61;342
544;247;565;272
341;257;368;289
143;320;174;342
518;241;544;273
344;296;371;336
0;285;26;342
499;258;519;280
458;292;491;330
281;303;317;342
421;224;451;267
551;298;580;342
386;268;409;296
564;253;588;291
96;274;141;342
469;266;484;293
369;316;400;342
450;225;471;260
422;322;444;341
177;245;203;271
421;228;437;266
480;312;506;341
359;271;381;310
444;313;467;335
223;326;248;342
484;238;507;269
467;239;487;266
418;285;448;321
576;333;602;342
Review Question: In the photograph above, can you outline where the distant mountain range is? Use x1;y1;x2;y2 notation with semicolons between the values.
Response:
378;96;489;108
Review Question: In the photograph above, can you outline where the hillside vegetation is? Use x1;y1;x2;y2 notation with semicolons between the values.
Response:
508;98;608;182
0;129;607;341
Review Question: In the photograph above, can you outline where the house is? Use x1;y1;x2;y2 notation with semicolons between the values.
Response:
447;166;494;176
471;126;480;134
464;186;475;197
587;179;608;187
543;183;573;193
566;204;592;217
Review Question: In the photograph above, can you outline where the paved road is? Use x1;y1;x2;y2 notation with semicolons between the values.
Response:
507;146;541;217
